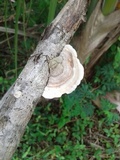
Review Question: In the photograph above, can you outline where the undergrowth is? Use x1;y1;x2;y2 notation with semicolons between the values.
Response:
13;41;120;159
0;1;120;160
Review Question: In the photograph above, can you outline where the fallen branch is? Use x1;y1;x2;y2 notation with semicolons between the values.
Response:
0;0;87;159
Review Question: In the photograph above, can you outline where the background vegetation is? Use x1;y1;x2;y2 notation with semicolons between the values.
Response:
0;0;120;159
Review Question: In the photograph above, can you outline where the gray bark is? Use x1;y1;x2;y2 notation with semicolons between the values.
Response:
0;0;87;159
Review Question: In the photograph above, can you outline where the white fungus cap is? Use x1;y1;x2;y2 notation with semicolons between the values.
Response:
42;44;84;99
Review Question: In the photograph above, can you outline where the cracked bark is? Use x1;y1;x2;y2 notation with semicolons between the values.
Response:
0;0;87;159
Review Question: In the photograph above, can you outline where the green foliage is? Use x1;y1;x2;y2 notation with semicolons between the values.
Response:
93;44;120;95
57;84;94;129
113;47;120;69
0;76;15;95
98;99;120;125
47;0;57;24
102;0;118;15
14;0;22;78
113;47;120;84
13;71;120;160
87;0;98;19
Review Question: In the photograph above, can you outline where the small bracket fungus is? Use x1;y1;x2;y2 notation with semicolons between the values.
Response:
13;90;22;98
42;44;84;99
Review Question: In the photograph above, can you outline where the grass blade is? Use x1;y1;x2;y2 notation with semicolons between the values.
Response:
102;0;118;15
47;0;57;25
14;0;21;78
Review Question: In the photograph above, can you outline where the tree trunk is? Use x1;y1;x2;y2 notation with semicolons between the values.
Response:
0;0;87;159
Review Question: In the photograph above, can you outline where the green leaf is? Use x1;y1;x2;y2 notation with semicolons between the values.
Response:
113;47;120;69
102;0;118;15
22;146;31;158
0;77;3;84
47;0;57;24
58;117;70;129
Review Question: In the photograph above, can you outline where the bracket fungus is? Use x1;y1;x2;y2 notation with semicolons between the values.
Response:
42;44;84;99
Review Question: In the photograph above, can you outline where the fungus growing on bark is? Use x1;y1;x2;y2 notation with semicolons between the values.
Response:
42;44;84;99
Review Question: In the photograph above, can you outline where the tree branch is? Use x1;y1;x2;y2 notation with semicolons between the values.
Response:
0;0;87;159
